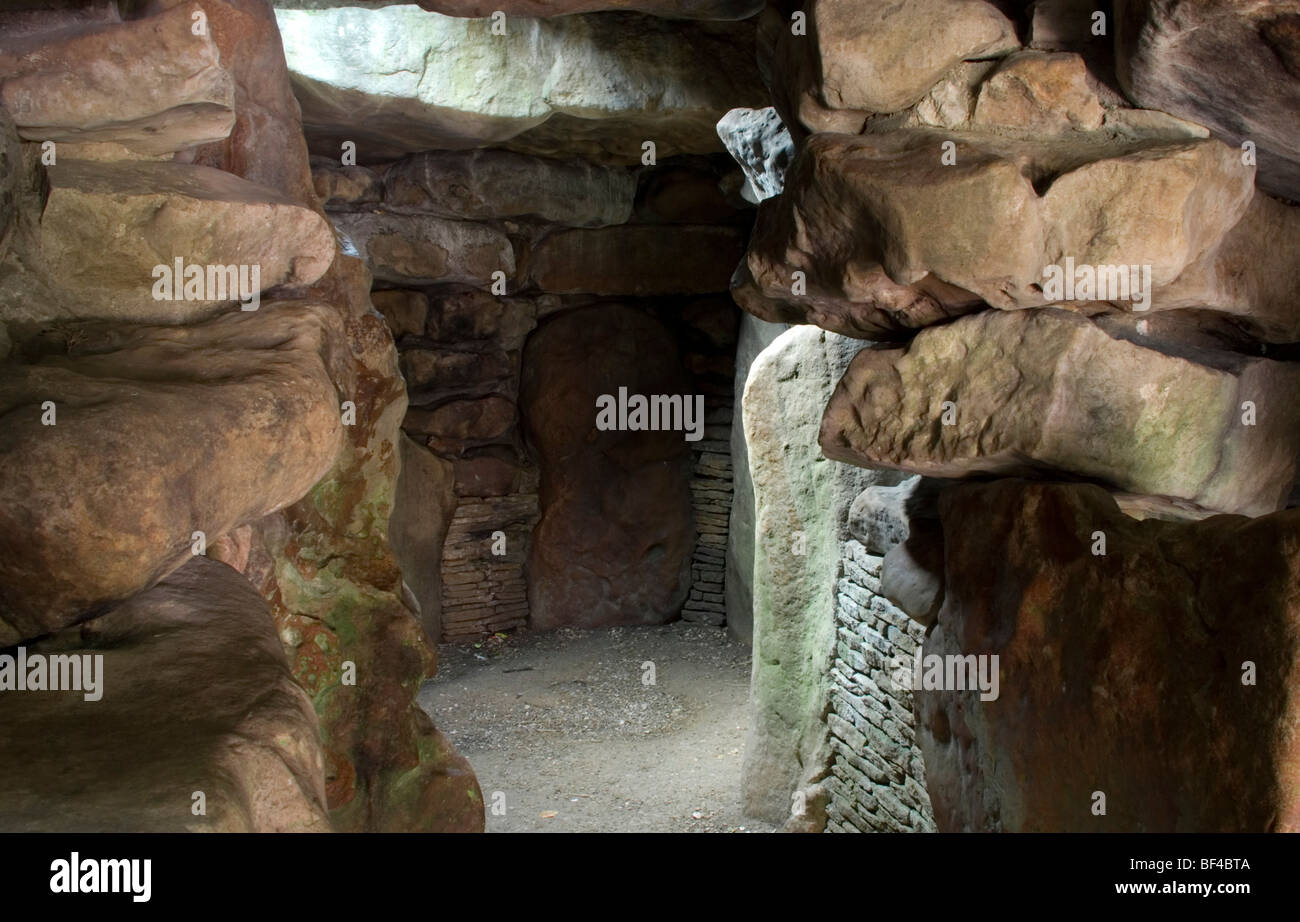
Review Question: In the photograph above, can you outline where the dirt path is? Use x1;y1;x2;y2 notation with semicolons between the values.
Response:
418;622;775;833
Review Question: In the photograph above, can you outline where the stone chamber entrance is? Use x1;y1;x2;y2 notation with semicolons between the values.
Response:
0;0;1298;840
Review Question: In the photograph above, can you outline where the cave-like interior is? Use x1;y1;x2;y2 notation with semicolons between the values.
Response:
1;0;1299;848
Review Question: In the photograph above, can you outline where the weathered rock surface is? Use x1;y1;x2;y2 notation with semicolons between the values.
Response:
0;556;331;832
970;50;1105;134
0;159;334;325
1030;0;1112;52
732;253;980;342
312;160;384;208
1155;191;1300;343
384;149;635;227
527;225;745;295
240;259;484;835
848;477;949;625
848;475;946;556
0;0;483;835
633;158;742;224
820;308;1300;516
919;480;1300;832
717;106;794;203
1115;0;1300;201
189;0;320;207
0;1;236;155
725;313;789;645
737;130;1259;337
158;83;392;823
209;524;254;574
370;289;429;340
900;55;1203;140
291;0;767;18
402;348;514;398
274;5;765;163
879;523;945;627
426;289;538;350
406;395;517;452
451;450;532;498
178;23;437;830
0;305;344;646
0;109;19;262
390;434;458;644
521;305;693;630
754;4;859;141
331;211;513;287
814;0;1020;114
741;324;904;826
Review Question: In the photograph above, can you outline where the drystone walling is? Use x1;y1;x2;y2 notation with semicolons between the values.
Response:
0;0;1298;837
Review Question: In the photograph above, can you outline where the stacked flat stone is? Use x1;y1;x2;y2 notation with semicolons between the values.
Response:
440;491;539;643
682;403;734;624
825;541;934;834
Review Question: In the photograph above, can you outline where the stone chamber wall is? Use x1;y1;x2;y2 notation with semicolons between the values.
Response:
682;429;734;626
826;539;934;833
0;0;771;835
731;320;939;833
314;148;749;642
0;0;485;832
277;0;944;836
4;0;1299;838
731;0;1300;835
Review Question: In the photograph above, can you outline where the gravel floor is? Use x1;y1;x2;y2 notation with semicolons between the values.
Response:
418;622;775;833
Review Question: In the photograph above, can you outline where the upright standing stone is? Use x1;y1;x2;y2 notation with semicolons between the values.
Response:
919;480;1300;832
521;305;694;630
741;325;904;826
725;313;789;645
